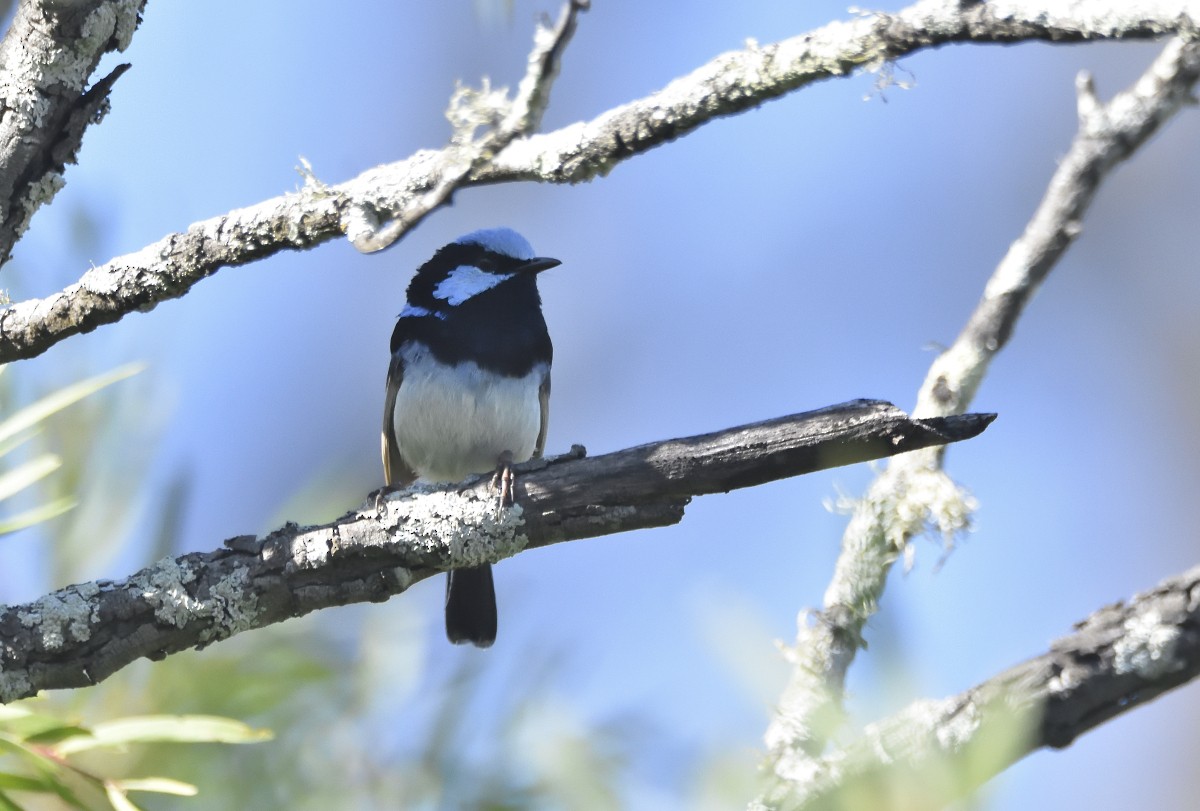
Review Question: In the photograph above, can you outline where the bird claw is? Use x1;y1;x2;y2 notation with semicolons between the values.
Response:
491;450;516;514
368;484;398;519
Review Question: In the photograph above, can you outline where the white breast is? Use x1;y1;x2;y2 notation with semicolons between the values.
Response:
392;342;546;483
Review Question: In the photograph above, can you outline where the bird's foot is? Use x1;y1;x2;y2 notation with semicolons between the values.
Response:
368;484;400;518
491;450;516;514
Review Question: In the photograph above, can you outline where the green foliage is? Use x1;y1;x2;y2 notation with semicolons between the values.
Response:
0;704;269;811
59;602;651;811
0;363;142;540
51;716;272;756
0;365;274;811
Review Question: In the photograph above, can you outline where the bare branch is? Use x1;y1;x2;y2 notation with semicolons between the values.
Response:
0;1;1194;363
773;563;1200;811
0;0;143;266
758;35;1200;804
918;35;1200;418
345;0;589;253
0;399;993;702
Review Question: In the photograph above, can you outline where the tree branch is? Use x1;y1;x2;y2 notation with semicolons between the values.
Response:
0;1;1193;363
0;400;993;702
758;34;1200;804
772;563;1200;811
0;0;143;267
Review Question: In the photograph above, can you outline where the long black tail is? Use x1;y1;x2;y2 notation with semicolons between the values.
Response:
445;565;497;647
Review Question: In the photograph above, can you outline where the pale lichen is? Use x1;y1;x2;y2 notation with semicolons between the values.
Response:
390;486;528;567
199;565;259;643
0;668;33;704
885;468;977;552
107;0;143;52
1113;609;1183;680
342;201;382;248
131;556;261;644
135;556;201;628
826;465;978;579
15;581;101;651
445;77;510;146
14;170;64;236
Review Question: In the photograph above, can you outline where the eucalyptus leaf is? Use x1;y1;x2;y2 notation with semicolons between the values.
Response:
0;428;37;461
0;497;75;536
0;707;33;723
21;725;93;745
0;742;88;810
104;783;142;811
0;735;57;768
0;772;50;792
0;363;144;447
111;777;198;796
54;715;271;755
0;454;60;502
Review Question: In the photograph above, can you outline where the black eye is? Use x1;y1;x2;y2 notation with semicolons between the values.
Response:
476;256;498;272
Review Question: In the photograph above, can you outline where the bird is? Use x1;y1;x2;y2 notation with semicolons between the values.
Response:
381;227;561;647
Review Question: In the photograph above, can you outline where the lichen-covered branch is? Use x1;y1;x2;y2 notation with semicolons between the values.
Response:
0;0;1194;363
0;399;993;702
758;35;1200;805
772;563;1200;811
0;0;143;266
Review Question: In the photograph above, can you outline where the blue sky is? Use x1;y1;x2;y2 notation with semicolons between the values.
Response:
4;1;1200;808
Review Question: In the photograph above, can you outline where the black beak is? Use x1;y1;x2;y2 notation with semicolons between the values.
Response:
519;256;562;274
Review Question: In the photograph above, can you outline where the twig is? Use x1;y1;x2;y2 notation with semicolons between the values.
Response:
345;0;588;253
0;1;1193;363
0;399;994;702
776;563;1200;811
758;35;1200;805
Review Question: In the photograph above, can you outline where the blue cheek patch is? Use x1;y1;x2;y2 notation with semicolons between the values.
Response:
432;265;514;306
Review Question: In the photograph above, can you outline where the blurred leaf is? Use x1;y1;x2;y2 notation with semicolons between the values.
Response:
0;736;36;762
21;725;93;745
104;783;142;811
0;496;75;535
111;777;197;796
0;789;21;811
35;361;160;585
0;428;37;460
0;735;59;770
0;738;87;809
0;363;143;447
54;715;272;755
139;628;339;718
0;707;33;723
0;363;144;550
0;454;61;502
0;772;52;792
0;704;88;743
